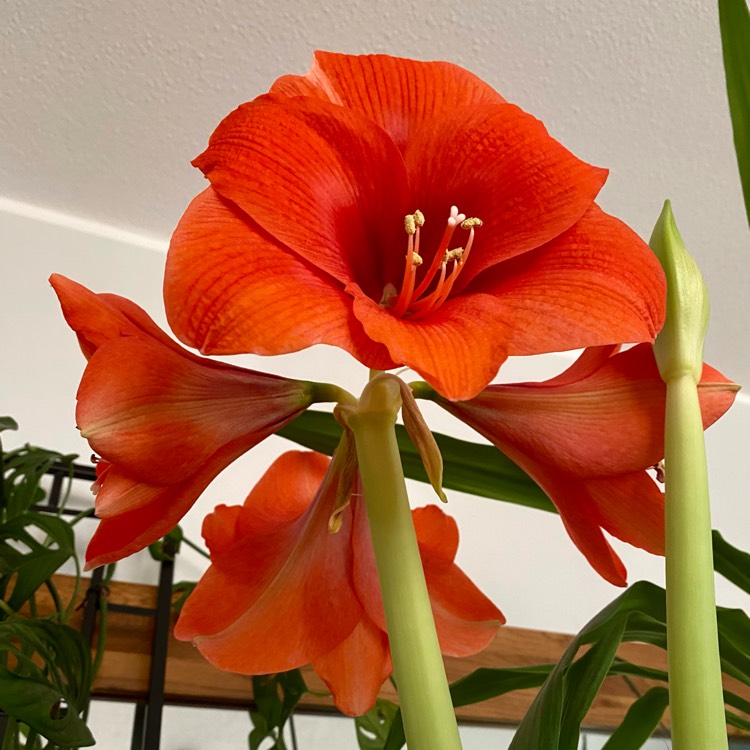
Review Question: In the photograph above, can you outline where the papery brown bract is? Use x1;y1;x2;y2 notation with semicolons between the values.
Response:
175;451;504;716
424;344;739;585
165;51;666;401
50;274;314;569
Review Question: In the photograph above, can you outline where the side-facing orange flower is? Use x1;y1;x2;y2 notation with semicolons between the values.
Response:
164;51;666;401
416;344;739;586
175;451;504;717
50;274;317;569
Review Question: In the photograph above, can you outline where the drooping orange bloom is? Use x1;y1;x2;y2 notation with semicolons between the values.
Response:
50;275;316;569
175;451;504;717
417;344;739;586
164;51;666;401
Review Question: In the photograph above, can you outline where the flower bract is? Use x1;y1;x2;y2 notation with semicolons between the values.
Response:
175;450;504;716
165;51;666;401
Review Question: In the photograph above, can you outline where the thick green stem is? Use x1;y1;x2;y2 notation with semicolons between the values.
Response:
664;374;727;750
347;377;462;750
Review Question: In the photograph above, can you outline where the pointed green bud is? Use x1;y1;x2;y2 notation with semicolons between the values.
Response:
649;201;710;383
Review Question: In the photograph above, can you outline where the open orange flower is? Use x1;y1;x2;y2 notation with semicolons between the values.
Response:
175;451;504;717
50;275;316;569
164;51;666;401
417;344;739;586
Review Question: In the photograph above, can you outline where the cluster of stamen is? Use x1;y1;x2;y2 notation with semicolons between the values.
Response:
387;206;482;319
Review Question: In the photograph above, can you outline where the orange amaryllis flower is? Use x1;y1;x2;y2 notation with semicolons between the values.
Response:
50;274;316;569
164;51;666;401
175;450;504;717
416;344;738;586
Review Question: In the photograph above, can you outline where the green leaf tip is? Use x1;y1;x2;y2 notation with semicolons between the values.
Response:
649;200;710;383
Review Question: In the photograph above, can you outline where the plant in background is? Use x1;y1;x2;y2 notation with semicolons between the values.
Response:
0;418;94;749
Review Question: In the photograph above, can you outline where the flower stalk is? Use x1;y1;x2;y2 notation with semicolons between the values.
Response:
346;375;462;750
650;201;728;750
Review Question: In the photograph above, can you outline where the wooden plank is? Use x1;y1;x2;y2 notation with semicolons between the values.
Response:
32;575;749;733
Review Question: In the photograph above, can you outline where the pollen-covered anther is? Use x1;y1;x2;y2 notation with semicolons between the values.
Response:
442;247;464;265
404;214;417;235
461;217;483;230
412;252;424;267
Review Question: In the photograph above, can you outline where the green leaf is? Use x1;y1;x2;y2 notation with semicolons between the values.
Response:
0;513;76;611
601;687;670;749
713;530;750;594
0;418;18;433
2;445;76;520
249;670;307;750
720;0;750;226
278;410;555;513
355;699;399;750
0;619;93;746
170;580;197;615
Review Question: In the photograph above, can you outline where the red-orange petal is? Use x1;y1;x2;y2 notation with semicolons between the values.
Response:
311;617;392;717
191;95;409;292
404;105;607;282
175;452;362;673
85;441;249;568
413;507;505;655
350;285;509;401
270;51;505;152
469;205;667;355
444;344;738;478
165;188;394;369
77;335;311;485
50;274;182;359
352;500;504;654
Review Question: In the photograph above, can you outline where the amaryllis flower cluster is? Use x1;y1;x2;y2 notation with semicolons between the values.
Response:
175;451;504;716
51;51;737;719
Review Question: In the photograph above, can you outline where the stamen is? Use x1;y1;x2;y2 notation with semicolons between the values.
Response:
390;208;482;319
391;211;424;316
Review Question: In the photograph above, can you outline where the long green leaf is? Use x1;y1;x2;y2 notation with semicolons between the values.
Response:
719;0;750;225
714;530;750;593
279;410;555;512
601;687;670;749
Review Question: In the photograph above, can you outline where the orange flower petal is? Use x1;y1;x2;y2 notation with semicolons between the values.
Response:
50;274;182;359
311;617;392;717
270;51;505;152
175;452;362;673
77;335;310;485
414;507;505;655
531;464;629;586
404;105;607;282
192;96;409;292
85;444;248;569
352;500;503;654
350;285;509;401
470;205;667;355
165;188;394;369
446;344;737;478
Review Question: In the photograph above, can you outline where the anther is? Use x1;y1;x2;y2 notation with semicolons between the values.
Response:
412;252;423;266
461;217;483;229
414;210;425;227
404;214;417;235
